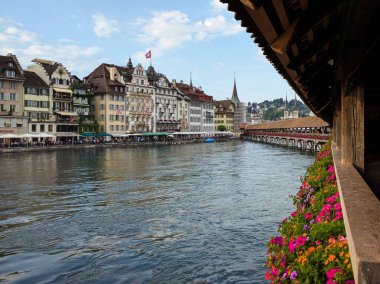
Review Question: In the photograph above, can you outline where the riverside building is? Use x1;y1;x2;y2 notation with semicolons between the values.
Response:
174;81;214;132
124;60;154;133
146;66;180;132
84;63;126;135
27;59;79;140
0;54;28;135
71;75;98;134
24;71;53;134
214;100;236;131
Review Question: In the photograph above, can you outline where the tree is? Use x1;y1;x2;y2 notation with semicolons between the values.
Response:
217;125;227;131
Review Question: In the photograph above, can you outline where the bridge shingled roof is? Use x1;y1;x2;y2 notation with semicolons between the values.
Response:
244;117;329;130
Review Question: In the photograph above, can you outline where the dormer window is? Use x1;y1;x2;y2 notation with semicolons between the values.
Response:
5;70;15;77
8;62;14;67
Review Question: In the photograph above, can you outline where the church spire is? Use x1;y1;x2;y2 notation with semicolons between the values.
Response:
285;91;288;111
294;93;297;110
127;56;133;69
190;72;193;87
231;72;240;104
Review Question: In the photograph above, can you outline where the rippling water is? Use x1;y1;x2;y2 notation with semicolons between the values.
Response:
0;142;313;283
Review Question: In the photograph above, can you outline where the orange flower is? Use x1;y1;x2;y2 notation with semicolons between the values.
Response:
328;254;336;262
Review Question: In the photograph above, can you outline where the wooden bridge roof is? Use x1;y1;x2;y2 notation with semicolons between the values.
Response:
220;0;377;124
244;116;329;130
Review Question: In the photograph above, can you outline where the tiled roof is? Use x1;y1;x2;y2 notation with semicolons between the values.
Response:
24;71;49;88
0;54;24;80
175;82;213;102
244;116;329;130
85;63;125;94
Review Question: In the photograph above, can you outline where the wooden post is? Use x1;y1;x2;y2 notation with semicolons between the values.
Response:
341;91;353;164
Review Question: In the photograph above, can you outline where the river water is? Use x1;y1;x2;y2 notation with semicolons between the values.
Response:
0;142;313;283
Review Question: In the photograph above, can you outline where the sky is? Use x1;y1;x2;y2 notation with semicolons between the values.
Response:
0;0;295;103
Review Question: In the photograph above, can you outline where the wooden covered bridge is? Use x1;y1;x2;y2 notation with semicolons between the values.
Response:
241;116;329;151
222;0;380;282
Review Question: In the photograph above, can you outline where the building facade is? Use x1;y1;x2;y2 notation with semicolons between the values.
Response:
214;100;236;131
146;66;180;132
124;61;154;133
24;71;54;134
0;54;28;135
84;63;126;135
27;59;79;139
174;81;214;132
71;75;98;133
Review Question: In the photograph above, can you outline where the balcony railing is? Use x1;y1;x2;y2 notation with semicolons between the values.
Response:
53;93;72;101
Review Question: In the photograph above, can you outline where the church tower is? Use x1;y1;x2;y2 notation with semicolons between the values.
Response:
284;92;289;119
293;93;299;119
231;73;245;132
231;73;240;104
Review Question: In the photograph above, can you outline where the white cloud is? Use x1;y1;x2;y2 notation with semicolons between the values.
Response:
210;0;227;12
0;17;102;76
92;12;119;38
133;10;242;59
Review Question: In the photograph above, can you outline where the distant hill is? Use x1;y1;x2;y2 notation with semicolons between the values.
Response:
247;98;311;121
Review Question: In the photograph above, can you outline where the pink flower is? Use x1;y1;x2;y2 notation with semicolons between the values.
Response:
345;280;355;284
271;266;279;277
270;236;284;245
323;204;333;211
338;235;346;242
291;211;297;217
330;174;336;181
315;240;321;245
333;210;343;221
327;165;335;173
334;202;342;211
288;240;296;253
295;236;307;247
326;268;343;280
304;212;313;220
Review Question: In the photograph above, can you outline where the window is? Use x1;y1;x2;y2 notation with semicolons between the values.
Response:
110;115;114;121
5;70;15;77
110;95;114;101
40;125;45;132
100;104;105;110
0;81;3;88
48;125;53;132
141;80;144;85
100;95;104;100
110;125;114;131
10;82;16;89
9;93;16;101
0;104;5;111
32;124;37;132
116;125;119;131
99;114;104;121
109;104;114;110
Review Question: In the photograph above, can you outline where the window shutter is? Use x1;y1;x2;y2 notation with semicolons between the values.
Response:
4;93;9;100
0;118;4;127
11;118;16;127
16;105;19;113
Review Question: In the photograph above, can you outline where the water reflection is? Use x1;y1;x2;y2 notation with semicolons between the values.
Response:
0;142;313;283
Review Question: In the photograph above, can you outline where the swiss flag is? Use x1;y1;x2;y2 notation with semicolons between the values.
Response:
145;50;151;59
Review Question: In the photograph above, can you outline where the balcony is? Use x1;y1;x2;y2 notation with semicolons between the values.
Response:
53;93;72;101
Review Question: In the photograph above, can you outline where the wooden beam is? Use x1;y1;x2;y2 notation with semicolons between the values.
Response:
270;19;298;54
287;27;336;69
292;0;345;40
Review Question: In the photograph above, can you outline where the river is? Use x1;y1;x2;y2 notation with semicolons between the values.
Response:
0;141;313;283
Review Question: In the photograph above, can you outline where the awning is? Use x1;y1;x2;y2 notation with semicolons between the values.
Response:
143;132;169;136
55;132;79;137
55;111;79;116
96;132;112;137
53;87;72;94
80;132;96;137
